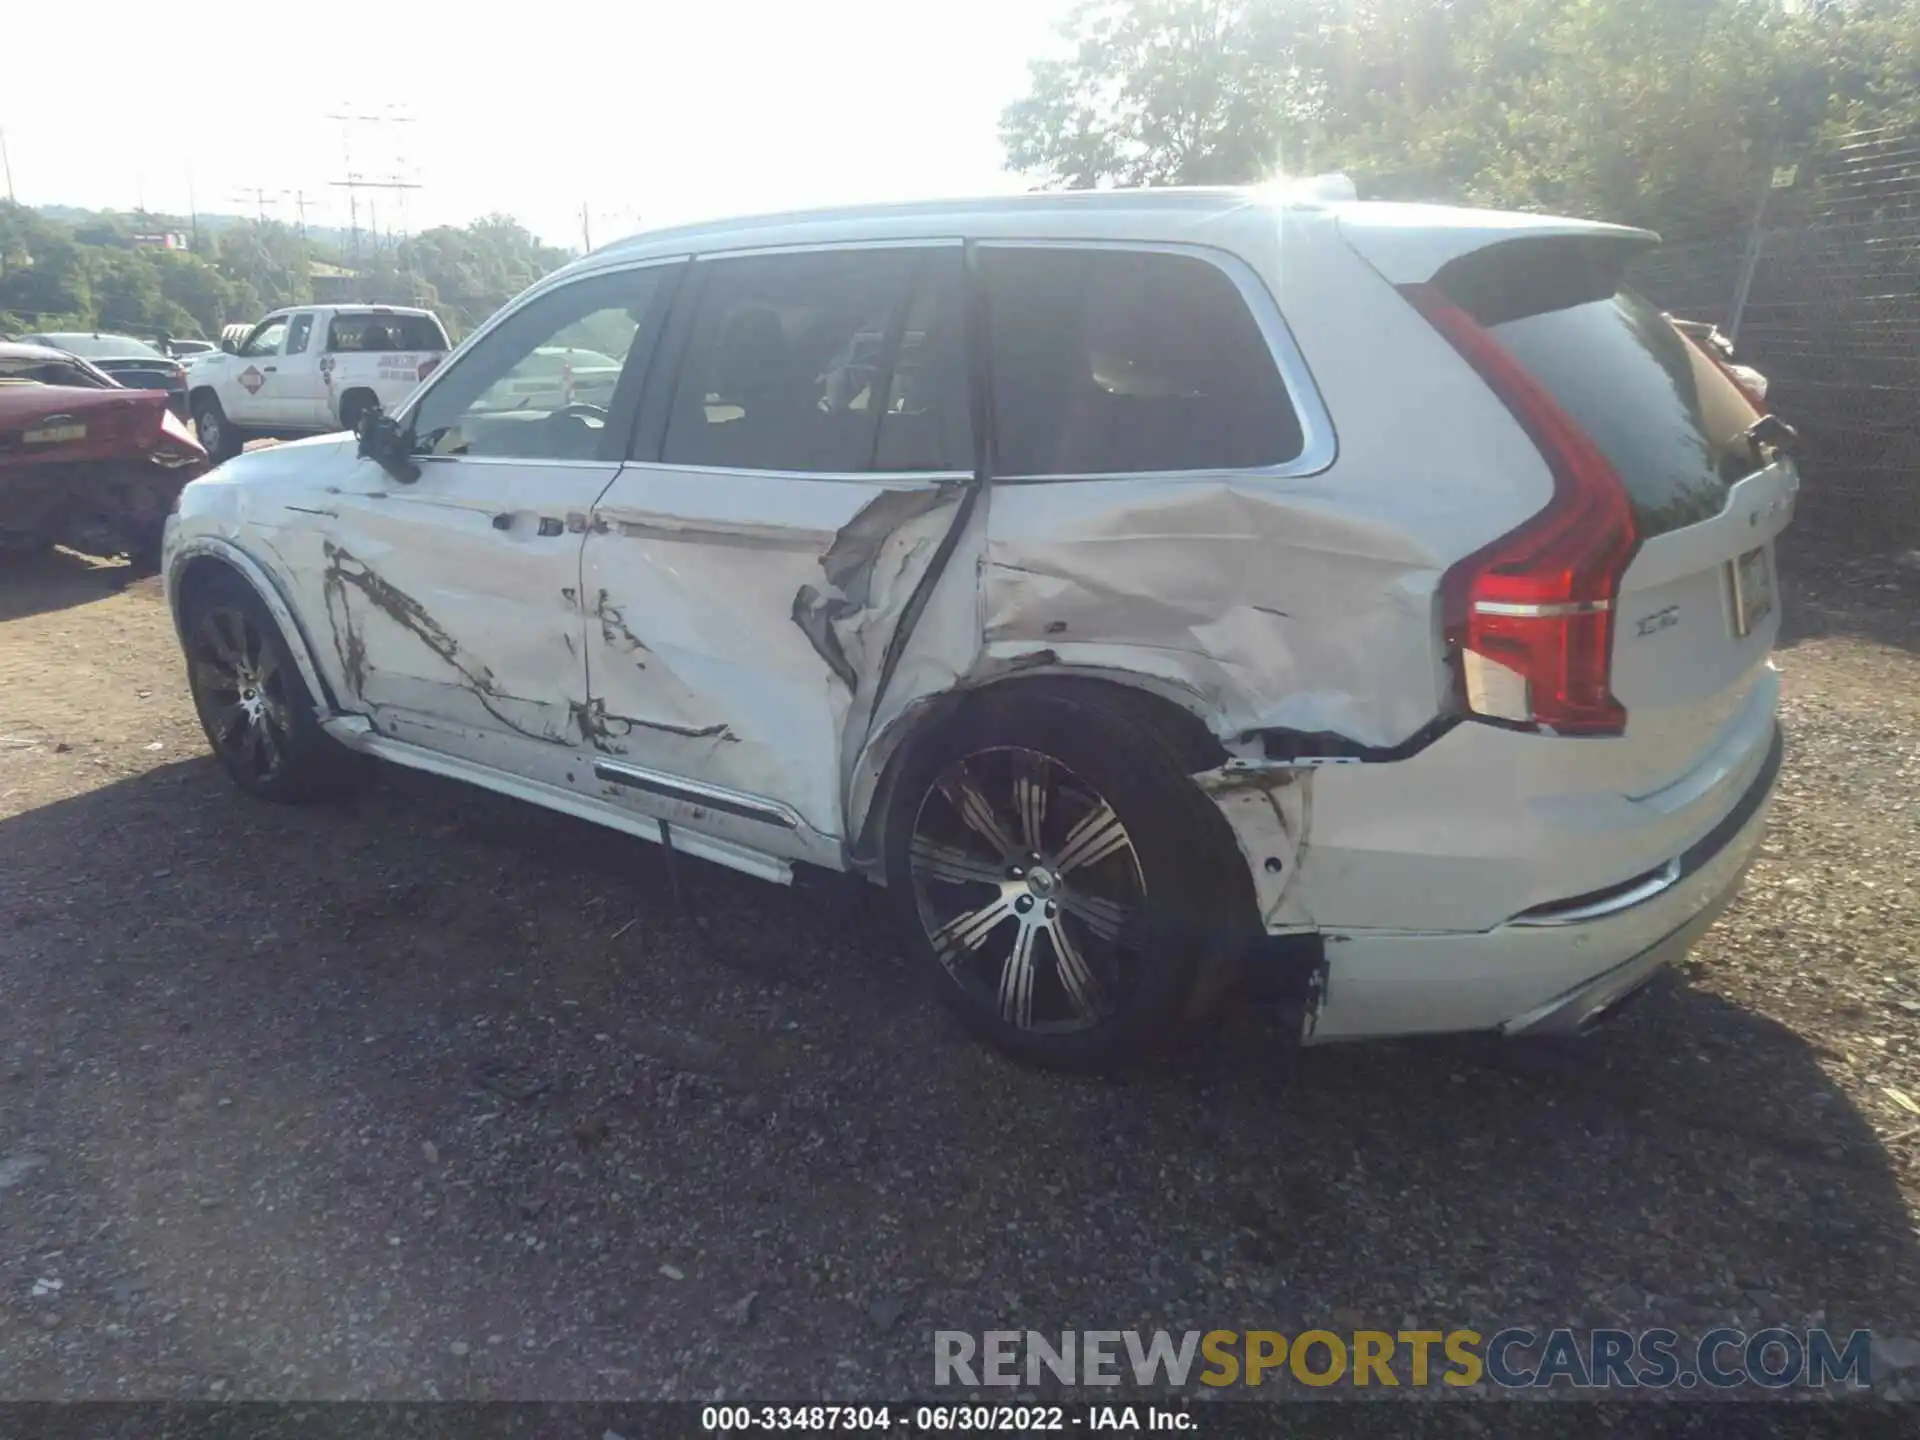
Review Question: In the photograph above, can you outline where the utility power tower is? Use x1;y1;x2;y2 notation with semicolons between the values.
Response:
328;107;423;266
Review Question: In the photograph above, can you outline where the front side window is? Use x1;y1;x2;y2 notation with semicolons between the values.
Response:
981;247;1304;477
240;319;288;358
408;265;674;463
285;313;315;355
662;248;969;474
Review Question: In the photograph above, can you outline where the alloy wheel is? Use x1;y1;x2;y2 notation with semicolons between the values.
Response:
908;746;1146;1035
190;606;292;781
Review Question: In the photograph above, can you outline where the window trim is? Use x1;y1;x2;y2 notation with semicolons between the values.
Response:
971;238;1336;484
285;312;315;356
626;239;975;485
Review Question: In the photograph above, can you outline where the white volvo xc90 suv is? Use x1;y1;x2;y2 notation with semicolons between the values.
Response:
163;184;1793;1069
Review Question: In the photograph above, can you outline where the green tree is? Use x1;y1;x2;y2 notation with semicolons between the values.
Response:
1001;0;1920;242
215;219;313;312
1;202;582;344
1002;0;1328;187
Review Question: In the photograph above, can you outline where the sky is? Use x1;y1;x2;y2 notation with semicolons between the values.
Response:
2;0;1070;250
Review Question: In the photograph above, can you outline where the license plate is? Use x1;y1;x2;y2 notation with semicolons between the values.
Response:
22;422;86;445
1731;545;1774;637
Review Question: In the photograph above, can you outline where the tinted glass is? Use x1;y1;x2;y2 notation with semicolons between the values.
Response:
662;249;919;473
411;265;671;463
0;356;112;387
872;257;973;473
326;313;448;352
27;333;166;360
981;248;1303;476
1489;289;1761;536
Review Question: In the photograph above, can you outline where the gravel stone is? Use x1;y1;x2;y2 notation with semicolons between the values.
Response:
0;539;1914;1402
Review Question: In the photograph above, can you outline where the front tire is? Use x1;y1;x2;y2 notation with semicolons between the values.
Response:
884;690;1257;1071
182;573;360;802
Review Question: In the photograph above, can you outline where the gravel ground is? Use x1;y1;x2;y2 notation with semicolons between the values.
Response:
1;537;1917;1408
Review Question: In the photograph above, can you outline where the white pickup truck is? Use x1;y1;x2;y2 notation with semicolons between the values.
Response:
185;304;451;460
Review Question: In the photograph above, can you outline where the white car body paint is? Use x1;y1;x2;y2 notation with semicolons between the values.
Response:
163;186;1789;1045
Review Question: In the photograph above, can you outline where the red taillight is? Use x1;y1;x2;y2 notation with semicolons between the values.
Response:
1403;283;1640;738
153;404;208;465
418;356;441;381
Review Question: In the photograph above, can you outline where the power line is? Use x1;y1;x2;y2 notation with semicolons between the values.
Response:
328;107;424;265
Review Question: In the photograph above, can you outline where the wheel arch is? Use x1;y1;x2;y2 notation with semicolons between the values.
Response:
848;669;1231;873
168;538;341;715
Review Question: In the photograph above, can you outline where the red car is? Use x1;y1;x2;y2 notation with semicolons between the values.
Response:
0;341;209;572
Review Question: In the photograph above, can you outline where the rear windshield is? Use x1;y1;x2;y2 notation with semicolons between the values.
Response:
0;354;115;388
1488;290;1762;535
1435;239;1763;537
27;333;165;361
325;313;448;353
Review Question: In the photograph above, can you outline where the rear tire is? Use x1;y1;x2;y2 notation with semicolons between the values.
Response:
182;572;362;803
192;394;240;462
883;689;1258;1071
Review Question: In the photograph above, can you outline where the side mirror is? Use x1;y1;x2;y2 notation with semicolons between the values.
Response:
219;336;238;355
355;405;420;484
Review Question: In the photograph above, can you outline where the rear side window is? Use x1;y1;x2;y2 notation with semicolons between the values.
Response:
981;247;1303;476
326;313;448;353
662;249;971;474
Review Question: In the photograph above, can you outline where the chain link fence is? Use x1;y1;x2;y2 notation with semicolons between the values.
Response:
1633;126;1920;547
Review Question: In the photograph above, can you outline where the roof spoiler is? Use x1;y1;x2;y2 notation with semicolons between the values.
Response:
1335;204;1659;287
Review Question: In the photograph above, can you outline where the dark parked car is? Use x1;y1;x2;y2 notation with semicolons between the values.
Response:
160;337;218;360
17;331;190;419
0;342;208;570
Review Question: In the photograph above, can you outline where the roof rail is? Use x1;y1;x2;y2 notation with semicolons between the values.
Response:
1287;172;1359;203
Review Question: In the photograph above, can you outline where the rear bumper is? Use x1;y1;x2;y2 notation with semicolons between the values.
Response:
1304;723;1781;1043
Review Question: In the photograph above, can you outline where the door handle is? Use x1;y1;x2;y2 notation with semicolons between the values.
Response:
263;365;277;373
491;512;513;531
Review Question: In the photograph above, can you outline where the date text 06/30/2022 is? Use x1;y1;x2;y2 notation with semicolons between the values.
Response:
701;1406;1192;1432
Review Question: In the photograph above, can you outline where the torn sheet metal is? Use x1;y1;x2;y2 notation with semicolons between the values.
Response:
792;486;954;697
582;471;972;843
1191;760;1315;930
977;478;1450;749
315;540;580;747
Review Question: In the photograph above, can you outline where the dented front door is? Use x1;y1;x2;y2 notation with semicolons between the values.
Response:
309;455;612;775
294;261;683;781
578;244;975;860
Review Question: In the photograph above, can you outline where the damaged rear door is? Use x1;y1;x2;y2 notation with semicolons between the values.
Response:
579;243;975;862
293;261;683;780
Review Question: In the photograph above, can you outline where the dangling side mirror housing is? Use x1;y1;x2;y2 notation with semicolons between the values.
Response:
355;404;420;484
